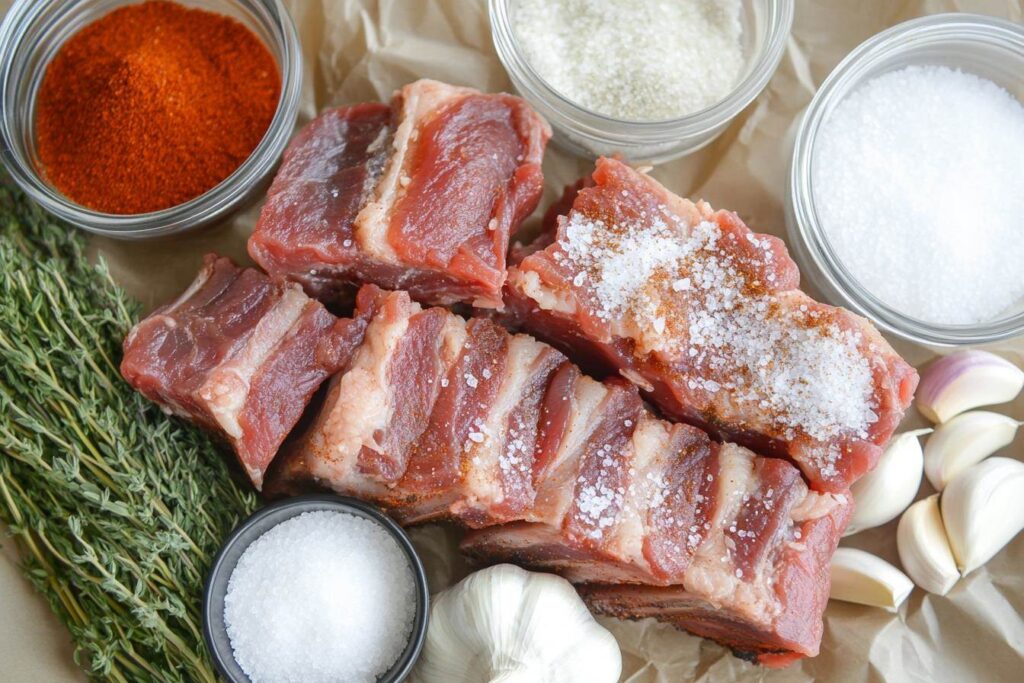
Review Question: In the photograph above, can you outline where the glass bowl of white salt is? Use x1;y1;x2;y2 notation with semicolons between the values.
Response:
787;13;1024;347
203;495;429;683
489;0;793;163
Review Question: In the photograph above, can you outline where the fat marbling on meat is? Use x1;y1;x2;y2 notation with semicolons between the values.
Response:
266;285;850;665
249;79;551;309
505;157;918;493
120;256;359;488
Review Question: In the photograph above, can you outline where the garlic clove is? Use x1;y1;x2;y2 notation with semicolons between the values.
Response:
916;350;1024;424
923;411;1020;491
844;430;928;536
896;495;959;595
829;547;914;611
940;457;1024;575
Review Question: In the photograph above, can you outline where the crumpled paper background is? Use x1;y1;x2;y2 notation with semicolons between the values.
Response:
2;1;1022;681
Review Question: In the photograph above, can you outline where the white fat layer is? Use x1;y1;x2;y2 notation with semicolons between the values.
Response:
462;335;547;509
791;489;843;523
604;416;668;572
199;285;310;439
308;297;418;487
439;315;468;369
684;446;760;613
355;80;477;262
514;268;637;342
516;268;575;313
530;375;609;525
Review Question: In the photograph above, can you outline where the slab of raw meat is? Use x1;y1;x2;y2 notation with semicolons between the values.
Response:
464;434;850;665
249;79;551;309
265;285;849;665
120;255;358;488
267;285;565;527
505;157;918;492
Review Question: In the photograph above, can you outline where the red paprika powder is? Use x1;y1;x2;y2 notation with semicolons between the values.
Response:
35;1;281;215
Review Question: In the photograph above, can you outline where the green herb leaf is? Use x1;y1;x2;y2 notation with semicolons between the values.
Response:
0;181;257;682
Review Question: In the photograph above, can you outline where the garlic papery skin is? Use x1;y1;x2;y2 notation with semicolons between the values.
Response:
917;350;1024;424
897;495;959;595
923;411;1020;491
844;430;928;536
940;457;1024;575
829;547;914;611
412;564;621;683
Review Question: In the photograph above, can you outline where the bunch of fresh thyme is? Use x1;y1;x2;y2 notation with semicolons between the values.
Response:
0;182;257;681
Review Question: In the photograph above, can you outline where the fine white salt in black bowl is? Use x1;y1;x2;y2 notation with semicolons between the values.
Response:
203;494;429;683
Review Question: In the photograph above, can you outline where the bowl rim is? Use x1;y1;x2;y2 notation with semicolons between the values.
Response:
0;0;303;238
201;494;430;683
788;12;1024;347
488;0;795;138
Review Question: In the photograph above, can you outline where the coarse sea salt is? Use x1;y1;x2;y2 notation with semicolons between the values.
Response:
812;65;1024;325
557;208;877;446
512;0;744;121
224;511;415;683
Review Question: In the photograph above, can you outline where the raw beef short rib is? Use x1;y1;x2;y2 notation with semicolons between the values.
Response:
249;79;551;309
266;285;850;665
505;157;918;492
120;255;358;488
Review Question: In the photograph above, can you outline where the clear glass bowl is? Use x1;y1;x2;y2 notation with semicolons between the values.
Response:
787;13;1024;347
489;0;793;163
0;0;302;239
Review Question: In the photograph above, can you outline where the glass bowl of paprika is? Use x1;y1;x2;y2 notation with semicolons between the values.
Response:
0;0;303;239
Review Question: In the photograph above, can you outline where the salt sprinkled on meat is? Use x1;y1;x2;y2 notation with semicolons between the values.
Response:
576;479;622;540
558;210;878;444
224;511;415;683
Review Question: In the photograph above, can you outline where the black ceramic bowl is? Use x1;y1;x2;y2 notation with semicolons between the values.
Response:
202;494;430;682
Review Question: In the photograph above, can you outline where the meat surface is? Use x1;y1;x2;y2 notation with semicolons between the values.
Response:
506;157;918;492
266;285;850;664
249;79;551;309
120;255;357;488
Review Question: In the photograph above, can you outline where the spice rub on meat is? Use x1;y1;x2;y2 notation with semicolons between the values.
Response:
249;79;551;309
265;286;850;665
120;256;359;489
506;157;918;493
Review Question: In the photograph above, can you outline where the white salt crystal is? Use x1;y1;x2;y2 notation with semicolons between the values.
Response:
512;0;744;121
556;205;877;443
224;511;415;683
812;65;1024;324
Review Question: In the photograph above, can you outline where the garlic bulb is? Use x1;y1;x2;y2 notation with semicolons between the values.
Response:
412;564;621;683
897;495;959;595
916;350;1024;424
923;411;1020;491
941;457;1024;575
844;430;928;536
829;547;914;612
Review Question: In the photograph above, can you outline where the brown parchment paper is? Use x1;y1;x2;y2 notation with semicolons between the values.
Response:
2;1;1023;681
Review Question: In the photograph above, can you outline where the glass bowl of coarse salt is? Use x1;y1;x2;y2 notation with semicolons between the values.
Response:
489;0;793;163
203;495;429;683
787;13;1024;347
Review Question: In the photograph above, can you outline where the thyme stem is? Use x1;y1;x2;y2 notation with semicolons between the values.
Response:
0;181;257;681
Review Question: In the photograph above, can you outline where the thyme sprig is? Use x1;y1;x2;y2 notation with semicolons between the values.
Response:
0;183;257;681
